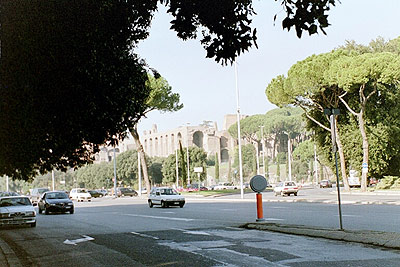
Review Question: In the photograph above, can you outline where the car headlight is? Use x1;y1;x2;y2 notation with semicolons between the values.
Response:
26;211;35;216
0;213;9;218
67;203;73;206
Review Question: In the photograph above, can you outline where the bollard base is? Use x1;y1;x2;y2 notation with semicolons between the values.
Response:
256;218;265;222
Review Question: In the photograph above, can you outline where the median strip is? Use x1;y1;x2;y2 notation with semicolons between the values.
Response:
241;222;400;250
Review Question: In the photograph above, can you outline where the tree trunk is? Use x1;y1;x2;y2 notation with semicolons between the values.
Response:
130;126;151;196
358;111;369;192
335;120;350;191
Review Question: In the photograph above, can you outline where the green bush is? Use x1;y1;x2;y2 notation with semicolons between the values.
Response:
390;177;400;190
375;176;399;190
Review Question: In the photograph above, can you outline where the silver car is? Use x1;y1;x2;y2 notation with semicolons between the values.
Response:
148;187;185;208
0;196;36;227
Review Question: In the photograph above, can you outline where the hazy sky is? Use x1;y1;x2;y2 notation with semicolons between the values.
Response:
136;1;400;134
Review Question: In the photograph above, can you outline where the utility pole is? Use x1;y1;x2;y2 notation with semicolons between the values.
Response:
324;108;343;230
235;61;244;199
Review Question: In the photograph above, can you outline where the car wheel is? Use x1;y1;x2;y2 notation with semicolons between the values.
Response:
179;203;184;208
38;207;42;214
161;201;166;208
148;200;153;208
280;191;285;197
30;222;36;227
88;200;91;202
294;192;298;196
45;208;49;215
70;209;74;214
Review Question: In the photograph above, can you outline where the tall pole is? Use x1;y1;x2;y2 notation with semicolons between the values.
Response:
6;176;9;192
113;148;117;198
313;134;318;186
255;143;260;175
261;126;265;177
235;61;244;199
288;135;292;181
331;114;343;230
175;145;179;188
186;123;190;185
52;170;55;191
138;151;142;196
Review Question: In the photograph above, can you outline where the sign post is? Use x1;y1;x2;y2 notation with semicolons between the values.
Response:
250;175;268;222
324;108;343;230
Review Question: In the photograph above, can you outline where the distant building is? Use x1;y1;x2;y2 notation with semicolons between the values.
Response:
140;114;247;163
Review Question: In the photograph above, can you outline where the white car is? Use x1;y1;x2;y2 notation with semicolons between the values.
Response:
213;182;238;190
274;181;299;196
0;196;36;227
69;188;92;202
148;187;185;208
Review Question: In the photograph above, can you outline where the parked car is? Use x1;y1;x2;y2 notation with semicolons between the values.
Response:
97;189;108;196
30;188;49;204
319;180;333;188
0;196;36;227
0;191;20;197
112;187;138;197
38;191;74;215
214;182;238;190
69;188;92;202
274;181;299;196
148;187;185;208
88;190;104;198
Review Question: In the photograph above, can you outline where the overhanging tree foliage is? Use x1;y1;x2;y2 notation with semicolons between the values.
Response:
1;0;339;180
266;39;400;191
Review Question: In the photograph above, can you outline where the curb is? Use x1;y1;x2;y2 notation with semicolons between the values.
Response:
241;222;400;250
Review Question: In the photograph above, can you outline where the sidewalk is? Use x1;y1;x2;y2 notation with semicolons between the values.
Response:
242;222;400;250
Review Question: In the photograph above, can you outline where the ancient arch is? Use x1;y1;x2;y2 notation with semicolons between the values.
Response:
221;149;229;163
193;131;203;148
220;136;228;148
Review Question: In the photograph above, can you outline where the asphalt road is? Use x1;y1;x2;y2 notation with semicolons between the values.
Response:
0;191;399;266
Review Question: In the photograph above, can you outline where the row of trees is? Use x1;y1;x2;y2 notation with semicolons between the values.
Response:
266;37;400;191
10;146;209;192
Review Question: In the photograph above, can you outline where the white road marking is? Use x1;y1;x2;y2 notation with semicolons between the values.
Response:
131;232;159;240
171;228;211;236
162;212;175;214
63;235;94;245
123;214;194;222
264;218;284;221
341;214;362;218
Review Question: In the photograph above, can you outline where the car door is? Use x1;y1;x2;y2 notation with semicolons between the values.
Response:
153;189;162;204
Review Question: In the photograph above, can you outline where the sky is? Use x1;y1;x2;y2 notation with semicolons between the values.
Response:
136;0;400;134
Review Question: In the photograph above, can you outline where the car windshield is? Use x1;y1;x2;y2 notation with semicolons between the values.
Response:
0;197;31;207
120;188;132;192
160;189;177;195
46;192;69;199
77;189;87;193
285;182;296;186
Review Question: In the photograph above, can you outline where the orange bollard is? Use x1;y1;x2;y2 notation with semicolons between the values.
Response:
256;192;265;221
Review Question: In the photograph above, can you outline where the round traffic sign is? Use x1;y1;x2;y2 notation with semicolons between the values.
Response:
250;175;268;193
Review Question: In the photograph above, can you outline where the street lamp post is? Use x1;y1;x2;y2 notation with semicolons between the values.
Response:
186;123;190;185
113;147;117;198
324;108;343;230
235;61;244;199
138;151;142;196
283;131;292;181
175;145;179;188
